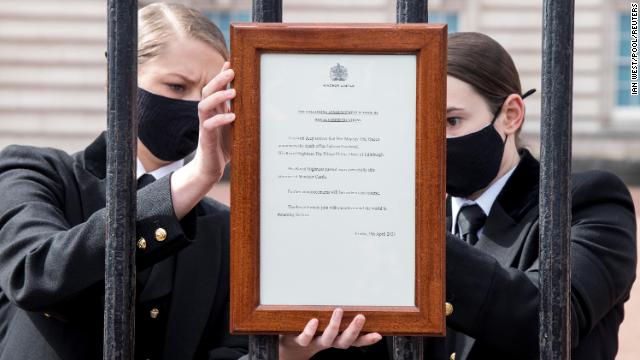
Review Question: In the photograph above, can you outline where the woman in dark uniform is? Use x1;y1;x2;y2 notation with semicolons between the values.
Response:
436;31;636;360
311;31;637;360
0;3;241;359
0;3;379;359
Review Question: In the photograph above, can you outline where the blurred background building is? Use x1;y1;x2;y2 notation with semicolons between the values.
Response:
0;0;638;358
1;0;638;182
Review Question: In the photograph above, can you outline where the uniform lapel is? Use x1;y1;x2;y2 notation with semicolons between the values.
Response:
73;132;108;218
454;330;475;359
474;150;540;269
163;211;223;359
474;202;533;268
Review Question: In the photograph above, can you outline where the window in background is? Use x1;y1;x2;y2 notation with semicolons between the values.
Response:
205;10;251;47
617;13;639;107
429;12;458;33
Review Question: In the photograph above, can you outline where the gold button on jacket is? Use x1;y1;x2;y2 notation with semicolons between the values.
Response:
154;228;167;242
137;237;147;250
445;302;454;316
150;308;160;319
450;352;456;360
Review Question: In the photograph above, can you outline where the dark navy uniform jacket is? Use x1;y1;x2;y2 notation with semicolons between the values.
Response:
313;150;637;360
0;133;247;359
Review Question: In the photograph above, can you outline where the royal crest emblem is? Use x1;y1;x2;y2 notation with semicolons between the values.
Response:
330;63;348;81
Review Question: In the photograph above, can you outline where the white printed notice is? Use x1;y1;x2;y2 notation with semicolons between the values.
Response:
260;54;416;306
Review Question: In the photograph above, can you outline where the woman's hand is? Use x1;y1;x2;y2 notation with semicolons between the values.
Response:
279;308;383;360
193;61;236;184
171;62;236;219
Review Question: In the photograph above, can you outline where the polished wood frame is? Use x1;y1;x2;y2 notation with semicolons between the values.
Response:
230;23;446;335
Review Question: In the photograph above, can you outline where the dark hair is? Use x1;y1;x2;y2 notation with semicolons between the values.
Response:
447;32;525;147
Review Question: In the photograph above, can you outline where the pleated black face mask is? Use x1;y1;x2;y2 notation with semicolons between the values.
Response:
137;88;200;161
446;89;536;198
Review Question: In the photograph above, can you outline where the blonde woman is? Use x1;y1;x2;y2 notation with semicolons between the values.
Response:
0;3;380;359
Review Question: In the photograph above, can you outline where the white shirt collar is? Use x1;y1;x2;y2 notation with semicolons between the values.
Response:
451;162;519;234
136;158;184;180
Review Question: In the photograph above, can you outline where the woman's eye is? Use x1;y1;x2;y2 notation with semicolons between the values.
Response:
446;117;461;127
167;83;185;92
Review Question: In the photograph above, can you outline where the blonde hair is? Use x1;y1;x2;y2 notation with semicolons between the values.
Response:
138;3;229;65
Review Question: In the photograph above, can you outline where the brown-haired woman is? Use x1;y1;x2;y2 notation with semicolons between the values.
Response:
311;31;637;360
0;3;379;359
438;32;636;360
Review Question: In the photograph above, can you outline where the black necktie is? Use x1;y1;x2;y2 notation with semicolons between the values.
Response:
457;204;487;245
137;173;155;189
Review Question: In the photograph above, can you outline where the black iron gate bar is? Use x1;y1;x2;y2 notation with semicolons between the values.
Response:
102;0;574;359
393;0;428;359
539;0;574;359
249;1;282;358
104;0;138;359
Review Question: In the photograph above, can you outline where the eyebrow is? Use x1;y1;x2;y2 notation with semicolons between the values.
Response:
165;72;198;84
446;106;464;113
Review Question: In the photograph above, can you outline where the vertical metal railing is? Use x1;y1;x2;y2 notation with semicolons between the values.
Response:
395;1;428;359
250;1;282;359
539;0;574;359
103;0;138;359
253;0;282;23
396;0;428;24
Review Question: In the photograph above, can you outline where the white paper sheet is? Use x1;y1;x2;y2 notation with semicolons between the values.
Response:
260;53;416;306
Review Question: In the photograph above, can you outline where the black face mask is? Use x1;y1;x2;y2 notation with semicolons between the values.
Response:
446;89;536;198
137;88;200;161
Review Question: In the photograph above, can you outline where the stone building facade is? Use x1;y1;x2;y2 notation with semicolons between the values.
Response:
1;0;638;181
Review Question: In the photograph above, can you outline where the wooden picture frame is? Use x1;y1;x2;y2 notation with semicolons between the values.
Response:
230;23;446;335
